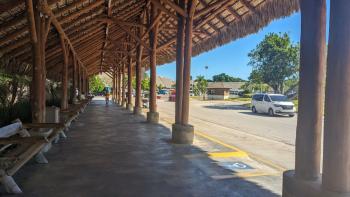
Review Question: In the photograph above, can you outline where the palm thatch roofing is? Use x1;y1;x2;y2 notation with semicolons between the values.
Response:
0;0;299;80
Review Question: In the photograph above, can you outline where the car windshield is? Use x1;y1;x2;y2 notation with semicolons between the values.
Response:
270;95;288;102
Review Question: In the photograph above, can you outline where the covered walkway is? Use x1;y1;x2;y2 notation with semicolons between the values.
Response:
2;98;278;196
1;0;350;196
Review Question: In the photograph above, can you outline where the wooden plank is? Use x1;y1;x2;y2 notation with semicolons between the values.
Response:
7;141;46;176
23;123;65;129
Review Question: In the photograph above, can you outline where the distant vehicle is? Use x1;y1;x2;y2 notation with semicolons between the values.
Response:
158;89;169;95
142;91;149;108
251;93;295;117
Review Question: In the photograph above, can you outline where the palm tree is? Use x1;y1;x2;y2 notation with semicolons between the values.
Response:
195;75;208;100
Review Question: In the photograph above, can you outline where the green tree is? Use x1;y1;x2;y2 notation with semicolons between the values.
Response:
194;75;208;100
212;73;245;82
142;76;150;91
89;75;105;94
248;33;299;93
157;84;164;91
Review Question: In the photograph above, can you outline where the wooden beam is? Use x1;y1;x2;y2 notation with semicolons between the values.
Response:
194;0;234;19
142;11;163;39
58;0;104;26
96;17;148;28
150;0;177;20
25;0;37;43
195;0;236;28
158;0;187;17
240;0;255;12
113;20;152;51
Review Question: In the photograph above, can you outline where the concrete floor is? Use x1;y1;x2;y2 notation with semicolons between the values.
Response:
1;99;280;196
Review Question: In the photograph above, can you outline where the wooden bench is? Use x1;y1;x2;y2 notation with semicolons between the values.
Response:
60;110;79;131
60;98;90;131
0;121;64;194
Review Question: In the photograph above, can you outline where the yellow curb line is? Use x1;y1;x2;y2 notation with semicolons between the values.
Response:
208;151;248;158
212;172;279;180
194;130;247;153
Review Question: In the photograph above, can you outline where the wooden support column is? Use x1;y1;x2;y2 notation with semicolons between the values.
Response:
181;0;197;124
117;66;122;105
60;35;69;110
71;55;77;103
294;0;326;180
127;55;133;111
80;67;84;95
121;63;126;107
77;63;81;98
26;0;50;123
82;70;85;95
86;76;89;95
134;20;144;115
116;66;120;105
175;0;185;124
172;0;197;144
112;68;116;102
147;4;160;123
323;0;350;193
114;68;117;103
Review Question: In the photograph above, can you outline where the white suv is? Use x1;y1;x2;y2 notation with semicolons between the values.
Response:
251;93;296;117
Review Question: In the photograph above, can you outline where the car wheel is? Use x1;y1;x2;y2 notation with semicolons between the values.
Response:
289;114;295;117
268;108;275;117
252;106;257;113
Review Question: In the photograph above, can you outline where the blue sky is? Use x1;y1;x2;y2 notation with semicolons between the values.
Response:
156;2;330;81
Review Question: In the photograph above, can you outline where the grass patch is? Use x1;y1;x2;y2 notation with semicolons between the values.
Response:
190;96;206;101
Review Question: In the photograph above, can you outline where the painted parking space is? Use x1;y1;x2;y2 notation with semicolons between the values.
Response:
160;117;284;180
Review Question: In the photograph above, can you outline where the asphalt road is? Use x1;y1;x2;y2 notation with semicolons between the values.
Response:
157;98;297;170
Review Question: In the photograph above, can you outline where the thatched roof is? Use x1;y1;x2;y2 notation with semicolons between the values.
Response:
156;76;175;88
0;0;299;80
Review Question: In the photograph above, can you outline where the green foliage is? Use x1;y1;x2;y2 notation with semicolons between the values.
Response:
241;81;271;94
0;100;32;127
157;84;164;91
248;33;299;93
89;75;105;94
194;75;208;99
0;73;30;106
242;93;253;98
130;74;150;91
212;73;245;82
142;76;150;91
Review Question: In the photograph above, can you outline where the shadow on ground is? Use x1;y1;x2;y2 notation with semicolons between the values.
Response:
1;100;280;197
239;111;292;118
203;104;249;111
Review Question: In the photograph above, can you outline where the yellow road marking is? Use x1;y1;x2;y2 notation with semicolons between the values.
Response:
212;172;279;180
209;151;248;158
194;130;245;153
160;118;286;172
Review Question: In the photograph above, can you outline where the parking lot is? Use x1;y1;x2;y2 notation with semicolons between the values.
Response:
157;98;297;171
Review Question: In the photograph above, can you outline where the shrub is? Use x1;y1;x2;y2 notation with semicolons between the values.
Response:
242;93;253;98
0;100;32;127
